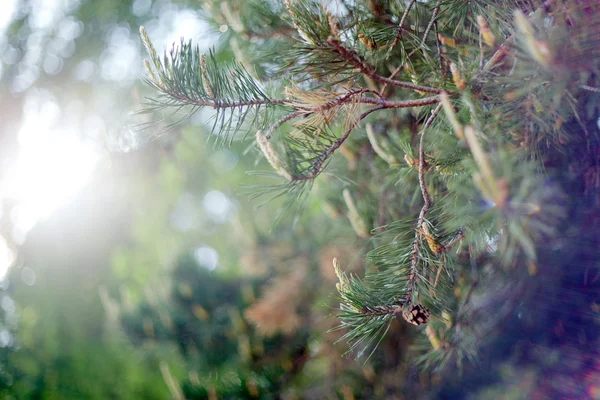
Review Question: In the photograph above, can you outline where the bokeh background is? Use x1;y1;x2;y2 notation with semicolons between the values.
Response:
0;1;599;399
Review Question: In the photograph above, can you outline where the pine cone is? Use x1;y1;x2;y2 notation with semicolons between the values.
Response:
402;304;431;326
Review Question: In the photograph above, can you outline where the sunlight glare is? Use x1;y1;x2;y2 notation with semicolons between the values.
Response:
0;237;15;281
0;0;18;34
2;97;100;240
6;137;99;223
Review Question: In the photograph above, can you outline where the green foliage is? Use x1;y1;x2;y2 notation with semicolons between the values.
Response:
139;29;282;144
137;0;600;382
134;1;596;372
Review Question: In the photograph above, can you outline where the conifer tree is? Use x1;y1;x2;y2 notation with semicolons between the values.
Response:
136;0;600;379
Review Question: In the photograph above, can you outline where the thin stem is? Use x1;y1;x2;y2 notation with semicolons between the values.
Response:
421;4;440;49
382;4;440;95
359;304;401;316
264;111;303;139
406;103;443;301
482;37;514;72
327;36;443;94
478;30;484;69
581;85;600;93
434;22;446;79
365;96;440;108
290;106;385;182
418;104;442;208
160;84;437;112
442;229;465;250
390;0;416;50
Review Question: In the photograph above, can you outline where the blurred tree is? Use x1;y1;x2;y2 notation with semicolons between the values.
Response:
0;150;173;399
108;126;389;398
0;1;207;397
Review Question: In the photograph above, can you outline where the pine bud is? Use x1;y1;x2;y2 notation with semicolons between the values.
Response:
256;131;293;181
476;15;496;47
514;10;553;68
284;0;316;45
343;189;370;239
358;33;377;50
450;62;466;91
437;34;456;48
200;54;215;99
333;258;346;288
139;26;158;64
440;91;464;139
366;123;396;165
143;59;160;86
327;12;339;38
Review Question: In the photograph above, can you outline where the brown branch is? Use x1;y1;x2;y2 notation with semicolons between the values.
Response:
434;22;446;79
307;89;378;113
406;103;443;301
291;105;385;182
382;4;440;95
264;111;303;139
390;0;416;50
581;85;600;93
359;304;401;316
421;4;440;52
327;36;443;94
162;85;437;112
267;93;439;139
482;37;514;72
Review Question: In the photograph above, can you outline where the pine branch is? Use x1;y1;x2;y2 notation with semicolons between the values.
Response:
139;28;440;144
382;3;440;95
406;104;443;302
134;0;588;373
327;36;443;94
287;105;385;182
139;27;281;143
390;0;416;50
434;22;446;78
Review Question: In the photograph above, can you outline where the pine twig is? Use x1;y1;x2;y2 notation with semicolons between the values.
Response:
382;4;440;95
158;87;435;116
282;96;440;183
390;0;416;50
480;0;555;73
406;104;443;300
327;36;443;95
478;29;485;69
264;111;303;139
265;92;439;142
290;105;385;182
581;85;600;93
434;22;446;78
